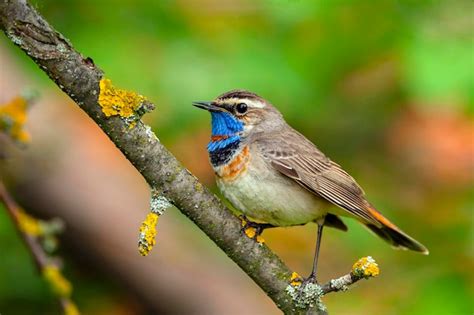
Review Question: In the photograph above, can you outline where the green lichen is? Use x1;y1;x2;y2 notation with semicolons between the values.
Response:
286;282;326;311
194;182;204;192
143;124;158;142
150;194;172;215
275;270;291;282
330;277;349;291
7;31;23;46
56;42;68;53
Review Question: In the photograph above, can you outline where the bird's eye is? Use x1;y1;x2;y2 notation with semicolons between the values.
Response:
235;103;248;114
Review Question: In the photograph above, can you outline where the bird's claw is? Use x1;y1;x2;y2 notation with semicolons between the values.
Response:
296;274;320;297
302;274;319;286
239;216;269;243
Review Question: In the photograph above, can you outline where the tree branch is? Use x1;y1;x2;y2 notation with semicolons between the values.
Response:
0;1;378;313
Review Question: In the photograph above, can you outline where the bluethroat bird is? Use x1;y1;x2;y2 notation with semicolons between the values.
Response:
193;90;428;283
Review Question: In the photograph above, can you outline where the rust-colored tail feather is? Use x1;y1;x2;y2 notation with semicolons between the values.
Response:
365;207;429;254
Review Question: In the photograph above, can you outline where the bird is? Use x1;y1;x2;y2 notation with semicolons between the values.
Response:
193;89;428;284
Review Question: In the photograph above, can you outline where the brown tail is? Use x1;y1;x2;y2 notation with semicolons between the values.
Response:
365;206;429;255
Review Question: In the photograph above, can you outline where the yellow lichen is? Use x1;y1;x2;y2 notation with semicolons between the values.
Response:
290;271;302;286
352;256;380;279
128;121;137;129
17;208;42;236
43;265;72;297
138;212;159;256
0;96;30;143
243;227;265;243
63;299;80;315
256;235;265;244
244;226;256;239
98;78;146;118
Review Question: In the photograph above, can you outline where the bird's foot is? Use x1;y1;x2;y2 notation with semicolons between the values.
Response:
239;216;272;244
296;274;322;299
301;274;319;287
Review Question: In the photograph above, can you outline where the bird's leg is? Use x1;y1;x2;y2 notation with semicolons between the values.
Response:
304;217;325;285
239;215;275;241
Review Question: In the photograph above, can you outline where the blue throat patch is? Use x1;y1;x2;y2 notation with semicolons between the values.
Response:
207;112;243;152
207;112;244;166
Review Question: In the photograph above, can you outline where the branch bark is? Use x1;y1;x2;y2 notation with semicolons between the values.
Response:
0;1;378;314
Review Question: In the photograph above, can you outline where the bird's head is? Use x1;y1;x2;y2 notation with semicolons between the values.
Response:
193;90;284;142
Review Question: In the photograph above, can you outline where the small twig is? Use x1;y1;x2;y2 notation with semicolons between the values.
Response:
320;273;355;294
321;256;380;294
0;181;47;269
286;257;380;314
0;180;79;315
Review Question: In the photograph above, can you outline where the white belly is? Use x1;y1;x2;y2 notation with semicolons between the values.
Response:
216;149;329;226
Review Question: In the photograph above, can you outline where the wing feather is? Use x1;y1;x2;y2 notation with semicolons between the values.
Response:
257;129;379;226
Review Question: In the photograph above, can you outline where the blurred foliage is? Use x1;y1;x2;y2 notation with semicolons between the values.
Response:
0;205;133;315
2;0;473;314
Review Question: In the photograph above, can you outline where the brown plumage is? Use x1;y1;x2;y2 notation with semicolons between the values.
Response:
256;120;428;254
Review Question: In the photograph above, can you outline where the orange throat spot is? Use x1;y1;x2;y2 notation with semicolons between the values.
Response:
211;135;230;141
218;146;250;181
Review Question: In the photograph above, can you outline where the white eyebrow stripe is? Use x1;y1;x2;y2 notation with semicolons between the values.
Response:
233;98;265;108
246;99;266;108
216;97;267;108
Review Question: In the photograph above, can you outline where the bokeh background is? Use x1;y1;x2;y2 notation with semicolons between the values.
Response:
0;0;473;314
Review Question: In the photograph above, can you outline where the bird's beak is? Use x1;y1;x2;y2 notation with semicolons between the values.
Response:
192;101;223;112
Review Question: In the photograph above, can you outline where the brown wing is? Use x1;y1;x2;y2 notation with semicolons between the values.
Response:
257;128;380;226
